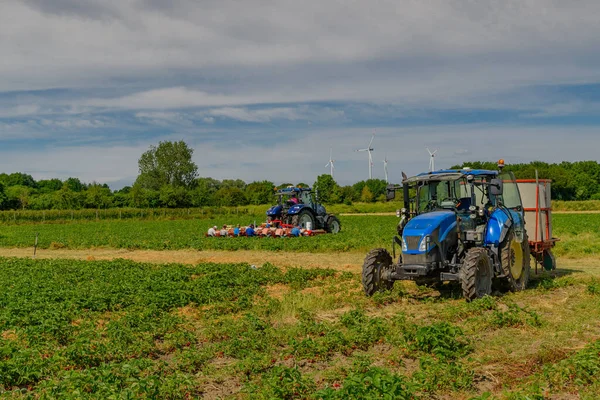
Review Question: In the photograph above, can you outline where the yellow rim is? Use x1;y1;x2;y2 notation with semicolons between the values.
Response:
509;239;523;280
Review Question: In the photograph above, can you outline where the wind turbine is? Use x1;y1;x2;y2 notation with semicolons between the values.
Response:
356;133;375;179
325;148;335;178
427;148;437;172
383;156;389;183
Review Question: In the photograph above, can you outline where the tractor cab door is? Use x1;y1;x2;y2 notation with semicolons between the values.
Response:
497;171;523;212
300;191;313;207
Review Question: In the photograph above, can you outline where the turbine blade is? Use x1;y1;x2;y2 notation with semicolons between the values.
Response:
368;133;375;148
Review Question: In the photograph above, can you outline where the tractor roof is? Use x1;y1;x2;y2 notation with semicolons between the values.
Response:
275;187;311;194
404;169;498;183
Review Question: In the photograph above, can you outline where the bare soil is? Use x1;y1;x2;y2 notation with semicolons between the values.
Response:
0;247;365;272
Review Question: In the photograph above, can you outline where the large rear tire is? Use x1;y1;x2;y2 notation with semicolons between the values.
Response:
500;230;530;292
460;248;493;301
362;248;394;296
325;215;341;233
291;209;316;230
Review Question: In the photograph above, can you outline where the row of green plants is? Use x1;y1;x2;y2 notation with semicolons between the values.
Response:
0;216;396;253
2;257;599;398
0;214;596;257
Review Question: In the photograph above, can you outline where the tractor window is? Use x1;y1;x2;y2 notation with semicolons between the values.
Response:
499;171;522;210
300;191;312;206
418;180;461;211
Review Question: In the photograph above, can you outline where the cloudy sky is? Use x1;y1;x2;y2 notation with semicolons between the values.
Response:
2;0;600;189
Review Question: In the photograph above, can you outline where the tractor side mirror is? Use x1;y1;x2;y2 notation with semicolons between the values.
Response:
490;178;503;196
386;185;396;201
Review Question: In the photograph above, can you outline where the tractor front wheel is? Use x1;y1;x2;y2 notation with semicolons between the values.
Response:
460;248;493;301
500;230;531;292
325;215;341;233
362;248;394;296
292;209;316;230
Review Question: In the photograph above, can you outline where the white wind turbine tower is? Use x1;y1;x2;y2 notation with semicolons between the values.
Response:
356;133;375;179
325;148;335;178
427;148;438;172
383;155;389;183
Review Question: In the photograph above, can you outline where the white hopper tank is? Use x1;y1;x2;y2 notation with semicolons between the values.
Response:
517;179;552;242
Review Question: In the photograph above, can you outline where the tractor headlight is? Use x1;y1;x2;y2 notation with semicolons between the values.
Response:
419;235;430;252
396;209;401;217
402;237;407;252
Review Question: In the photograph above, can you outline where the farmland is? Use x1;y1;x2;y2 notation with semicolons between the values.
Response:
0;214;599;257
1;213;600;398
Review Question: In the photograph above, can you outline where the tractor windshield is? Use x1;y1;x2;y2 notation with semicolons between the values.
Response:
417;179;463;212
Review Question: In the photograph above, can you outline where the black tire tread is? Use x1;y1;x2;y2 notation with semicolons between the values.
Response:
325;215;341;233
460;247;492;301
362;248;393;296
291;209;316;229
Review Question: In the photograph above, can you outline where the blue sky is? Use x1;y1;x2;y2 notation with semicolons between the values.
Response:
2;0;600;189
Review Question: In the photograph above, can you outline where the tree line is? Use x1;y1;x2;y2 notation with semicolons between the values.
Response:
450;160;600;201
0;140;599;210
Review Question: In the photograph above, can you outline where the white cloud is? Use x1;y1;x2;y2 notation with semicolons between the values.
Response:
3;0;600;107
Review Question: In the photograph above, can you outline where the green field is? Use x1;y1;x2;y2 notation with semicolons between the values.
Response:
1;213;600;398
0;214;598;257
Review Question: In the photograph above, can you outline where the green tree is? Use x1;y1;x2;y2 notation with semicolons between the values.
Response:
129;183;148;208
37;179;63;193
159;185;190;208
4;172;36;188
0;182;7;210
365;179;387;200
7;185;32;210
246;181;275;205
53;185;77;210
313;174;339;203
352;181;366;201
221;179;246;190
192;177;221;206
64;177;84;192
213;187;248;206
85;183;112;209
136;140;198;190
360;186;374;202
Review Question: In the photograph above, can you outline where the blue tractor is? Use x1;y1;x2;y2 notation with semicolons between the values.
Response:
362;162;530;301
266;187;341;233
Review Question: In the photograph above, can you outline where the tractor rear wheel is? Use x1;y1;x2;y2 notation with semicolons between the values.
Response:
325;215;341;233
460;248;493;301
362;248;394;296
500;230;530;292
292;209;316;230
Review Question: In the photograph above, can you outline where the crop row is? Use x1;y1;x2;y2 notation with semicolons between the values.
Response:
1;257;599;398
0;214;595;256
0;216;397;253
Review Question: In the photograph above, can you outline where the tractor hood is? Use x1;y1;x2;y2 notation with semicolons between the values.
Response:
266;205;282;216
403;211;457;254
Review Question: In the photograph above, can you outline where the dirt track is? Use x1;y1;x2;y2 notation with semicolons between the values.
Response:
0;248;365;272
1;247;600;277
